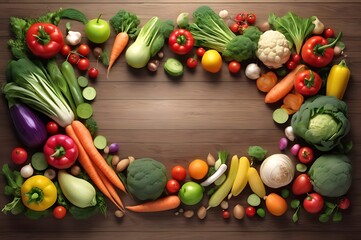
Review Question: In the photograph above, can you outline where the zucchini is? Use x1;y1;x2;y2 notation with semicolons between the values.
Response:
164;58;184;77
61;61;84;107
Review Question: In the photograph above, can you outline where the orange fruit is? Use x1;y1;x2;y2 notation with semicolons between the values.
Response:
188;159;209;180
201;49;223;73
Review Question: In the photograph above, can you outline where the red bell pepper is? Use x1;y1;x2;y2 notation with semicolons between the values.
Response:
301;32;342;68
44;134;78;169
168;29;194;55
26;22;64;59
294;69;322;96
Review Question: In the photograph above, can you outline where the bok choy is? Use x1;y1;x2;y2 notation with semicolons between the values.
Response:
3;58;74;127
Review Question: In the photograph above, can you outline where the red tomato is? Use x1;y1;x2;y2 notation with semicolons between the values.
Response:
196;47;206;58
230;23;240;33
228;61;241;74
166;179;180;194
11;147;28;165
286;60;297;70
46;121;59;135
222;210;231;219
298;146;314;164
77;44;91;56
88;67;99;79
67;53;80;65
338;197;350;210
245;206;256;217
171;165;187;182
186;57;198;69
292;173;313;195
60;45;71;56
303;193;324;214
77;58;90;71
235;12;247;23
53;206;67;219
323;28;335;38
291;53;301;64
246;13;257;24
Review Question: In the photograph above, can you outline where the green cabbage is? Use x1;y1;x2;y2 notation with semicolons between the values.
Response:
291;95;350;151
126;158;167;201
308;154;352;197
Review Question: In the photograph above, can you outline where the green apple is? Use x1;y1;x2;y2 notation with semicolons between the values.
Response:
85;14;110;44
178;181;204;205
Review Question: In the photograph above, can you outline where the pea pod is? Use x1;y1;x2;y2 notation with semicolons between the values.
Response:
207;155;239;209
326;60;350;100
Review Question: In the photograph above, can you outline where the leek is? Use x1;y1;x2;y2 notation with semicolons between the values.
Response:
3;58;74;127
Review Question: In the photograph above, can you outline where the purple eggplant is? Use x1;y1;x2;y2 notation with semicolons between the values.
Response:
9;103;47;148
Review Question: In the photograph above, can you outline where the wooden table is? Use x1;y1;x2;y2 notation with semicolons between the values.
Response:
0;0;360;239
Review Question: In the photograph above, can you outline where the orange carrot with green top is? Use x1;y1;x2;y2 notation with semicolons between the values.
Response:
65;125;124;210
265;64;306;103
71;120;127;193
125;195;181;213
107;32;129;78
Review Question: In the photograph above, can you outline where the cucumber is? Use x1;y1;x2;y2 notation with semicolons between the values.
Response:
247;193;261;207
272;108;289;124
77;76;89;88
93;135;107;150
76;103;93;119
31;152;48;171
82;86;97;101
164;58;184;77
61;61;84;107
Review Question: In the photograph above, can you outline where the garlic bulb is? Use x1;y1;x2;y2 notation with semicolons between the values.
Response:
260;154;295;188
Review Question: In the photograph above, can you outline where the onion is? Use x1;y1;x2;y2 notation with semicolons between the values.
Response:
260;154;295;188
285;126;296;141
108;143;120;154
20;164;34;178
290;143;301;156
279;137;288;151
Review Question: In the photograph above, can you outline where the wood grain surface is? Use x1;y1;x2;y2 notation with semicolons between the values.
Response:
0;1;360;239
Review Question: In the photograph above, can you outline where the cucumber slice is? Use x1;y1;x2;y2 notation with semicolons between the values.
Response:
76;102;93;119
164;58;184;77
296;163;307;172
31;152;48;171
272;108;289;124
82;86;97;101
247;193;261;207
77;76;89;88
94;135;107;150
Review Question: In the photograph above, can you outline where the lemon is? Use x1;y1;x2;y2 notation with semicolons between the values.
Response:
201;50;223;73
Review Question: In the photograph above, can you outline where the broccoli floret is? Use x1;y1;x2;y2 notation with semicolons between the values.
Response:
223;35;257;62
243;26;262;43
84;118;98;137
109;10;140;39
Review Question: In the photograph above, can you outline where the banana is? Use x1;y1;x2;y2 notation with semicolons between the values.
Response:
207;155;239;209
247;167;266;198
228;156;250;199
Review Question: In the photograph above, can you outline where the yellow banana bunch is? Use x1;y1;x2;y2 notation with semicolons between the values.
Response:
247;167;266;198
228;156;250;199
207;155;239;209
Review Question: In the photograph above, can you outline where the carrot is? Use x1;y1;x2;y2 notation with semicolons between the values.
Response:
265;64;307;103
125;195;181;213
71;120;127;193
65;124;123;210
256;71;278;93
95;167;124;210
107;32;129;78
281;92;304;114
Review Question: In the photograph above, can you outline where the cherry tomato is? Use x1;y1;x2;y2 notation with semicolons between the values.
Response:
298;146;314;164
53;206;67;219
46;121;59;135
286;60;297;70
88;67;99;79
235;12;247;23
77;58;90;71
303;193;324;214
292;173;313;195
230;23;240;33
196;47;206;58
246;13;257;24
245;206;256;217
338;197;350;210
171;165;187;182
67;53;80;65
291;53;301;64
186;57;198;69
166;179;180;194
228;61;241;74
222;210;231;219
77;44;91;56
60;45;71;56
323;28;335;38
11;147;28;165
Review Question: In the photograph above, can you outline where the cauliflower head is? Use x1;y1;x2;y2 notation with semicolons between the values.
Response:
256;30;291;69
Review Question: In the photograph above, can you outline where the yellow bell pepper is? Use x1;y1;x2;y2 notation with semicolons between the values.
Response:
326;60;350;100
21;175;57;211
